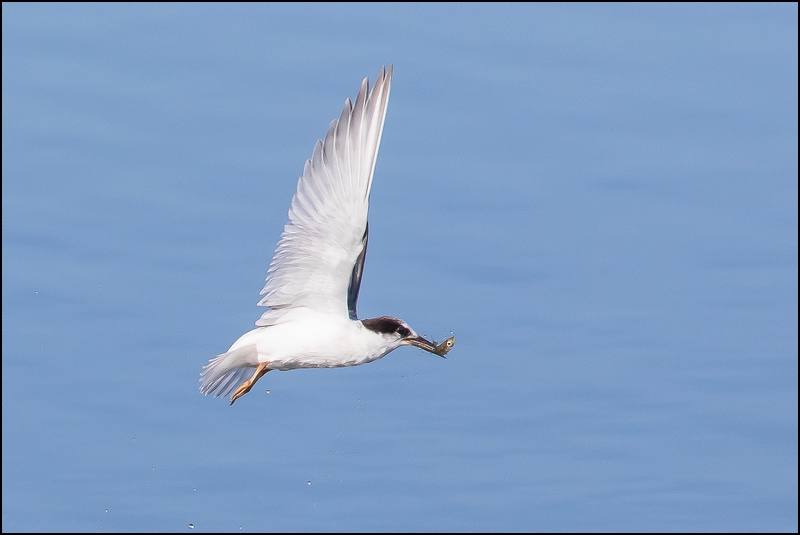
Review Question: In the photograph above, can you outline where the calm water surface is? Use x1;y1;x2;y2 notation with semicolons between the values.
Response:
3;3;797;531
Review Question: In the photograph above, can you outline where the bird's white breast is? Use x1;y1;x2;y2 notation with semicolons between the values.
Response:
227;308;401;371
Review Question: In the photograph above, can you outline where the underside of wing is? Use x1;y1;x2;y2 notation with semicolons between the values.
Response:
256;66;392;326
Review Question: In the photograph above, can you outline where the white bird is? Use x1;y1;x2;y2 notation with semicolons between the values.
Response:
200;66;454;405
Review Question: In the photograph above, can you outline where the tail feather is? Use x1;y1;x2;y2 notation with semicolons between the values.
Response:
199;345;259;398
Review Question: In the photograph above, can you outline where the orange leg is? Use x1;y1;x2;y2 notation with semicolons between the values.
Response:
230;362;271;405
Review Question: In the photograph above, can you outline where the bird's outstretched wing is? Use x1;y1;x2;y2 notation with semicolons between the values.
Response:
256;66;392;326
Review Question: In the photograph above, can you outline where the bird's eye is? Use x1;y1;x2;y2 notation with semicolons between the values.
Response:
397;326;410;337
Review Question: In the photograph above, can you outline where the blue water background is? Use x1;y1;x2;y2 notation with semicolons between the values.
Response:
3;3;797;531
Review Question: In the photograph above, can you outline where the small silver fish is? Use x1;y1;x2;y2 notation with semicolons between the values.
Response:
433;336;455;357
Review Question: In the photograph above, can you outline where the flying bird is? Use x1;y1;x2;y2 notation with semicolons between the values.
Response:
200;66;454;404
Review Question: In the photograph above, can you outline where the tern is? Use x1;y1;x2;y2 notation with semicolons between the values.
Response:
200;66;454;405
